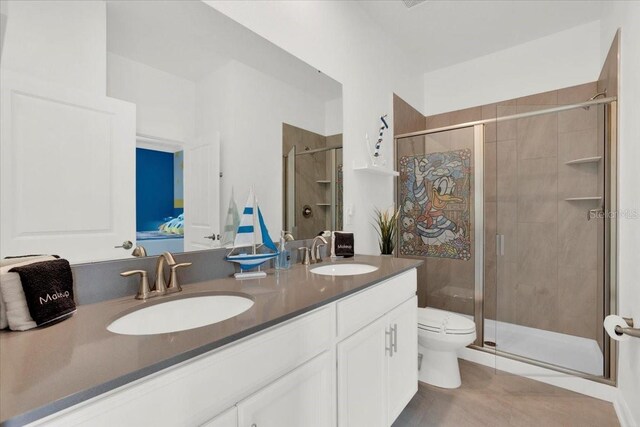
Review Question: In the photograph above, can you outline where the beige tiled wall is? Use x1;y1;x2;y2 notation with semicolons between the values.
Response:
283;124;342;240
422;82;604;342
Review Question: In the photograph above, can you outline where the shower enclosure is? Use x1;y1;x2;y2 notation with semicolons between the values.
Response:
283;144;343;240
395;96;618;383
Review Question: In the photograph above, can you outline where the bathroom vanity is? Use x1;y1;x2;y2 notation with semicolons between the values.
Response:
0;256;420;427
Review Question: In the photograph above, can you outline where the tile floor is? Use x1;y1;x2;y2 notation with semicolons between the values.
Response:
393;360;619;427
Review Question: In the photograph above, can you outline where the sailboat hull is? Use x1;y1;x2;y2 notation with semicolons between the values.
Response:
225;252;278;271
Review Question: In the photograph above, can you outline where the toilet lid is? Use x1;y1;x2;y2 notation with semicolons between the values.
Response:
418;307;476;334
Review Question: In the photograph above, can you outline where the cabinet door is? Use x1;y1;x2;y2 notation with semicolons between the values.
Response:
237;351;335;427
337;316;389;427
201;407;237;427
387;296;418;425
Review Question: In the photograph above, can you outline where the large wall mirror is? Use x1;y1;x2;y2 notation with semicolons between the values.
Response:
0;1;342;263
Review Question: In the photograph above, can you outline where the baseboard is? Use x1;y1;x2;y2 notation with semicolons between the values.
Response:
614;392;635;427
458;347;618;402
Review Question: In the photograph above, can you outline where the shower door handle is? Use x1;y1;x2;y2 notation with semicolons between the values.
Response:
496;234;505;256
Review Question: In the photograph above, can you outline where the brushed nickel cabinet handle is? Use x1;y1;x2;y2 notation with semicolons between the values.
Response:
392;323;398;354
385;327;393;357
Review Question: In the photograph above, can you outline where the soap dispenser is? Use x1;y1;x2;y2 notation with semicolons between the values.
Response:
276;231;294;270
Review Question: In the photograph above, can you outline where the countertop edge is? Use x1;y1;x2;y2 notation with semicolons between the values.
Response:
2;260;422;427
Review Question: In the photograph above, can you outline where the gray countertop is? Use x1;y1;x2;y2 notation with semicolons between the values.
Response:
0;255;421;426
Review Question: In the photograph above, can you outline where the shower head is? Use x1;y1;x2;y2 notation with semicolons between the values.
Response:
583;90;607;110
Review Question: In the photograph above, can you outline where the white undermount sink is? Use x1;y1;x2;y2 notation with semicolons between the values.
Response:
310;263;378;276
107;294;254;336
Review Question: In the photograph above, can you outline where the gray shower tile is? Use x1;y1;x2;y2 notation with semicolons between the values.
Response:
557;202;598;268
517;90;558;106
517;157;558;224
485;142;497;202
496;106;517;141
558;266;598;340
557;128;598;163
558;107;597;133
557;82;598;105
516;222;557;287
516;109;558;159
496;140;517;202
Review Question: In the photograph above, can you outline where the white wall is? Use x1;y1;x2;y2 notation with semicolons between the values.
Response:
196;60;329;234
0;0;106;96
324;97;343;136
423;21;602;115
205;0;425;254
600;3;640;426
107;53;196;143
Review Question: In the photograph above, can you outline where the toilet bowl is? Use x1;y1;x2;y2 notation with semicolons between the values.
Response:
417;307;476;389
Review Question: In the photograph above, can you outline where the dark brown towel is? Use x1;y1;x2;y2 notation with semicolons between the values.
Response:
9;259;76;326
334;232;354;258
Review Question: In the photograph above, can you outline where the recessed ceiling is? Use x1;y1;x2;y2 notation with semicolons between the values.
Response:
106;1;341;102
358;0;605;73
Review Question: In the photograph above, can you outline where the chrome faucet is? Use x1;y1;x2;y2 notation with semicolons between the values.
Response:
310;236;328;264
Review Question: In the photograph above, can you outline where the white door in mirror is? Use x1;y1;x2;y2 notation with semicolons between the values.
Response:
183;132;221;251
107;295;253;335
0;72;136;263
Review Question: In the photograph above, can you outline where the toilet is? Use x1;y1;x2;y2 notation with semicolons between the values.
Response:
417;307;476;389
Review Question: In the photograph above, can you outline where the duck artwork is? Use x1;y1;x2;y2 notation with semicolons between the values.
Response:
398;150;472;261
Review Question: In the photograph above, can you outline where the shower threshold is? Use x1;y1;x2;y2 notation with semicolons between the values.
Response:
462;315;603;376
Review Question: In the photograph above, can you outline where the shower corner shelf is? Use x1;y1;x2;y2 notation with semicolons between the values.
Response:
564;196;602;201
316;180;331;184
316;203;331;206
564;156;602;165
352;161;399;177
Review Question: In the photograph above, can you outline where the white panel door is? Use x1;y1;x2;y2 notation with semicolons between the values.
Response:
237;351;335;427
0;72;136;263
183;133;220;251
337;316;389;427
201;407;237;427
387;296;418;425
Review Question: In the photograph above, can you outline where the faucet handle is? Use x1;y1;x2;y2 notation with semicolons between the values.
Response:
167;262;192;294
298;247;311;265
120;270;151;300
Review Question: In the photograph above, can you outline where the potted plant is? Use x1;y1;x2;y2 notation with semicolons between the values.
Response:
373;207;399;255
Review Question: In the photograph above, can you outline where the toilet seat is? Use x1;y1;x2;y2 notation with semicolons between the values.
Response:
418;307;475;335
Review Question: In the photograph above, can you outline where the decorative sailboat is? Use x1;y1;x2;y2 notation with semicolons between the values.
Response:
225;188;279;279
220;188;240;248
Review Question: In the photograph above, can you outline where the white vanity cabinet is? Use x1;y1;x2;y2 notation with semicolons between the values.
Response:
236;351;335;427
27;268;417;427
337;296;418;427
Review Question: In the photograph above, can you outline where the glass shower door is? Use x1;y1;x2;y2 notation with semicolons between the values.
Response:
494;102;607;377
396;125;485;344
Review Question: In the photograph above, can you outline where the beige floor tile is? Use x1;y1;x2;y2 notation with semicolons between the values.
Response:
393;360;619;427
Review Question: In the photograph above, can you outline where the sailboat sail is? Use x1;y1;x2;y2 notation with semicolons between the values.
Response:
257;207;277;252
233;189;261;249
220;189;240;247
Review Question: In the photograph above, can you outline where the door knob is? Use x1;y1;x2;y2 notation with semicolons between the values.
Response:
203;234;217;240
115;240;133;250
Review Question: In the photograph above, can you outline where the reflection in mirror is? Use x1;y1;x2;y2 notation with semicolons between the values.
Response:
283;124;343;240
0;1;342;263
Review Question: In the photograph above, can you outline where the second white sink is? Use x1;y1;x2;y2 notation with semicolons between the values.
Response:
107;294;254;336
310;263;378;276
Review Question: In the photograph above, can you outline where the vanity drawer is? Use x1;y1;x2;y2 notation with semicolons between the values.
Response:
336;269;417;339
30;304;335;427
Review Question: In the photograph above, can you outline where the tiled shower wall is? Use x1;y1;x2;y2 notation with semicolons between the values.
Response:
416;82;604;342
282;123;342;240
